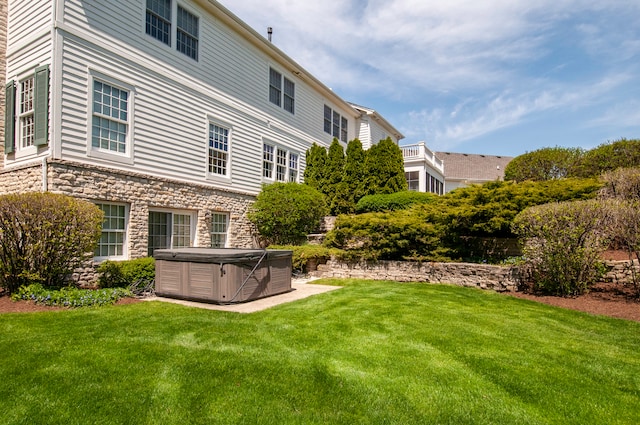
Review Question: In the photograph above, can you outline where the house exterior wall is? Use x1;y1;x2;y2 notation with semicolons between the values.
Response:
3;0;354;194
0;159;256;255
0;0;6;168
3;0;399;273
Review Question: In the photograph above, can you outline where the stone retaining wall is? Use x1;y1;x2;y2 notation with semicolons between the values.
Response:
314;259;520;292
313;258;640;292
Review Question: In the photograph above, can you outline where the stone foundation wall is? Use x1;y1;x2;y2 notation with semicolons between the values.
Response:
0;159;258;285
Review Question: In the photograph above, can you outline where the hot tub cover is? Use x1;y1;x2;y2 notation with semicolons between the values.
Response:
153;248;292;264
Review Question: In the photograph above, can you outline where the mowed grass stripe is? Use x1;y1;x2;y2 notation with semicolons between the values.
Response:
0;279;638;424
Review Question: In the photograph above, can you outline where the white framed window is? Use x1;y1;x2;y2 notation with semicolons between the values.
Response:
5;65;49;156
148;210;196;256
208;122;230;177
18;76;34;149
263;143;274;178
323;105;332;134
92;80;128;154
405;171;419;192
276;148;287;182
263;141;299;183
269;67;295;114
289;153;298;182
177;5;198;60
94;203;127;260
269;68;281;107
210;212;228;248
146;0;171;46
323;105;348;142
145;0;199;61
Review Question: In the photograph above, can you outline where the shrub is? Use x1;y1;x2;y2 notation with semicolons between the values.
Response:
606;199;640;293
97;257;155;288
600;167;640;201
268;245;336;273
11;284;131;307
504;146;584;181
355;191;437;213
0;192;103;294
571;138;640;178
512;200;611;296
248;183;328;245
324;206;451;262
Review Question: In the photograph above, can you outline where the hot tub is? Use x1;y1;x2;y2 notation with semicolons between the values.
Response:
154;248;293;304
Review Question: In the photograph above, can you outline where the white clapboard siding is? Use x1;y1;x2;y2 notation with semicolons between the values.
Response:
7;0;52;52
50;0;363;193
61;0;358;141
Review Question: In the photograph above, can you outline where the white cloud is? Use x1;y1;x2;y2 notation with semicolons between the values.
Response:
221;0;640;151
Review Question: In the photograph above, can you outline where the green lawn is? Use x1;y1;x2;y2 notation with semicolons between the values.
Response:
1;279;639;424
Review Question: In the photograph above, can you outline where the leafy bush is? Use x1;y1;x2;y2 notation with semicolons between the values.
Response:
512;200;611;296
600;167;640;201
248;183;328;245
324;207;451;262
97;257;155;288
571;138;640;178
504;147;584;181
440;178;602;237
268;245;336;273
0;193;103;294
355;191;437;213
11;284;131;307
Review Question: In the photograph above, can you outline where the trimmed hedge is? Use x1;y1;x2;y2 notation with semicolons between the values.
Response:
355;191;437;213
97;257;155;289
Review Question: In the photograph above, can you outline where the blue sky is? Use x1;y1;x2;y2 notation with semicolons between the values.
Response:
221;0;640;157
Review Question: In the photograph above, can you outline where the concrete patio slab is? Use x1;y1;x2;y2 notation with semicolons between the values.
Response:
142;278;341;313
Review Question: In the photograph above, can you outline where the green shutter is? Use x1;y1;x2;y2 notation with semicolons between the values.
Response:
4;80;15;154
34;65;49;147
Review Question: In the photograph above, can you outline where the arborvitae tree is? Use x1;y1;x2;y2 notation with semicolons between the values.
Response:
324;139;346;214
364;137;408;195
303;143;328;190
341;139;367;213
504;146;584;182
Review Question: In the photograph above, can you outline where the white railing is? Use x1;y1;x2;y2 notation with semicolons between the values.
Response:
401;142;444;173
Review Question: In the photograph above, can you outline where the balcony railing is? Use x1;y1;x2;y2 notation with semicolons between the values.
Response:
401;142;444;173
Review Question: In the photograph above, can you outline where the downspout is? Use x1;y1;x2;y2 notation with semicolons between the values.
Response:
42;157;48;192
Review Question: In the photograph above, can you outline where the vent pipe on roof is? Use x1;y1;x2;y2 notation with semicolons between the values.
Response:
267;27;273;42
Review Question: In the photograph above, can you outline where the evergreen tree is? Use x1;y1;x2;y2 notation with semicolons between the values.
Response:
303;143;327;190
341;139;367;213
325;139;346;214
364;137;408;195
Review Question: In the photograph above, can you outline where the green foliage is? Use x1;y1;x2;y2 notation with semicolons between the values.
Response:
364;137;408;195
504;146;584;181
512;200;611;296
97;257;156;288
440;178;602;238
0;192;103;294
248;182;328;245
268;244;337;273
11;283;131;307
600;166;640;200
303;143;327;190
571;138;640;178
339;139;367;214
324;206;451;261
328;178;603;263
355;191;437;213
